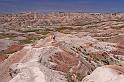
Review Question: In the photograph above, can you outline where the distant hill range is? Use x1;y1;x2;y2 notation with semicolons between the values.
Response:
0;12;124;31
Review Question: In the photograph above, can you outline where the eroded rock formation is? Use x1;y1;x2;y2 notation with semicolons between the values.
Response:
0;32;124;82
82;65;124;82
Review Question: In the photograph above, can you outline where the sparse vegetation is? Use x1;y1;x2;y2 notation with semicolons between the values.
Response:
1;12;124;82
76;73;85;81
0;33;17;39
19;39;32;44
21;29;40;33
66;72;73;82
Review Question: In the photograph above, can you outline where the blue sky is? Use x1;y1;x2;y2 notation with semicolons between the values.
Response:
0;0;124;12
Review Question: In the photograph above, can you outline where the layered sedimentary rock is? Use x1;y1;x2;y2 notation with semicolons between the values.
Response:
1;12;124;31
0;32;124;82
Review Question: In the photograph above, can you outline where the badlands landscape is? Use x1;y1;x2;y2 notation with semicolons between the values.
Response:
1;12;124;82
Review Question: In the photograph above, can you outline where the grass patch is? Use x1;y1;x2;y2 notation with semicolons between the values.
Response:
111;25;124;29
55;27;75;32
36;31;50;35
21;29;40;33
19;39;32;44
0;54;8;59
73;21;101;26
0;50;16;55
76;73;85;81
0;33;17;39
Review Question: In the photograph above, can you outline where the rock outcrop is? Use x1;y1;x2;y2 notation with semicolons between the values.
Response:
0;32;124;82
82;65;124;82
